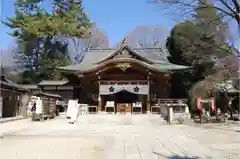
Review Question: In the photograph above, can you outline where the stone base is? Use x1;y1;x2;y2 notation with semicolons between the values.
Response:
105;112;115;114
173;113;191;121
0;116;25;124
98;112;106;114
116;112;131;115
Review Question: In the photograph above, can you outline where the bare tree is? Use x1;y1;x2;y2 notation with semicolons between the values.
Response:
66;23;109;63
151;0;240;30
0;48;16;67
190;54;239;119
190;54;240;96
115;25;169;50
0;47;23;82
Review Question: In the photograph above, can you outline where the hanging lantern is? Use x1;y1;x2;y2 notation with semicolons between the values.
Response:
151;94;156;102
92;94;98;102
164;73;170;77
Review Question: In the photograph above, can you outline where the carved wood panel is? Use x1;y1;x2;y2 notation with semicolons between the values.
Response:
101;73;146;81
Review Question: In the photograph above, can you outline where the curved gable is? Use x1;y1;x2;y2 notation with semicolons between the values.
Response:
95;45;153;64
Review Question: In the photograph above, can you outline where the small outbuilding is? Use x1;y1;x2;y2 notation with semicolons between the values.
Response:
0;66;30;118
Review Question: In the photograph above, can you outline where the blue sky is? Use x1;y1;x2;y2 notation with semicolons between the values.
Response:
0;0;176;49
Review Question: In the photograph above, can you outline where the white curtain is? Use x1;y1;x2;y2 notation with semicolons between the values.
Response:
99;84;149;95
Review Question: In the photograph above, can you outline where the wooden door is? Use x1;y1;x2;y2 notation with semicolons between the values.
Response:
116;103;125;113
116;103;132;114
125;103;131;113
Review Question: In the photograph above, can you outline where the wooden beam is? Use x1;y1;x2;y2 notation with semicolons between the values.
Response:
75;74;84;78
101;73;146;80
98;65;115;73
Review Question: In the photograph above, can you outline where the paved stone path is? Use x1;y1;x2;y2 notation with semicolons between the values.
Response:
0;114;240;159
0;116;25;123
198;122;240;132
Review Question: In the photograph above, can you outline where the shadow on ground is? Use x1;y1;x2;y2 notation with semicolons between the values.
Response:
153;152;201;159
167;156;200;159
169;157;200;159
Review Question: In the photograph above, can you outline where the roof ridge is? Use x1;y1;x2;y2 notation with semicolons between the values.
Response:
95;45;154;65
41;80;68;81
89;48;116;51
89;47;164;50
133;47;163;50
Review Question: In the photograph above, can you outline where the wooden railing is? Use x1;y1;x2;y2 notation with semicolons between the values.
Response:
156;98;188;105
100;80;148;85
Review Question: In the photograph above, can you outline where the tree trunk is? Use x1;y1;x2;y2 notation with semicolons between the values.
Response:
238;21;240;37
198;110;203;124
237;13;240;36
228;105;234;119
223;92;230;121
238;110;240;120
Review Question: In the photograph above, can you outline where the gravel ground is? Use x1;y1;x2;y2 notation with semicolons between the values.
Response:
0;114;240;159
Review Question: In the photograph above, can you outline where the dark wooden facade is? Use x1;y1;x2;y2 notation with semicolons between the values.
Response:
58;46;181;114
40;85;74;100
22;81;75;101
0;76;29;118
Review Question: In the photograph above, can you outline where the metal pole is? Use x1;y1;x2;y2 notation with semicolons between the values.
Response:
0;96;2;119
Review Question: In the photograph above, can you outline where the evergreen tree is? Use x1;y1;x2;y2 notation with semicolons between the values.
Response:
152;0;240;34
167;1;232;100
2;0;92;84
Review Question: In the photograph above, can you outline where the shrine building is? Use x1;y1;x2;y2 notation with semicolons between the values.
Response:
57;45;190;114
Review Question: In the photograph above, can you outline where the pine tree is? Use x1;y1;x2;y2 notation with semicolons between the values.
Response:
2;0;92;83
166;1;233;98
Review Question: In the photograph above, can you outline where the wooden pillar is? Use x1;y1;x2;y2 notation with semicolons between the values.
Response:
167;105;173;124
21;92;29;117
98;95;101;112
147;71;151;114
97;72;101;112
147;97;150;113
0;96;2;118
165;73;171;97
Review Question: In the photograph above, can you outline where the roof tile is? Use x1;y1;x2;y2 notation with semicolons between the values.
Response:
58;46;189;72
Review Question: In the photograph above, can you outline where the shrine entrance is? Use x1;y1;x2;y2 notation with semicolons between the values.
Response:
115;90;138;103
101;91;148;114
100;83;149;114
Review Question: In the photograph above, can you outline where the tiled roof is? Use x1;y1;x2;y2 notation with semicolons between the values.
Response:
38;80;69;86
33;92;61;98
20;84;39;90
0;77;29;91
58;46;190;72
